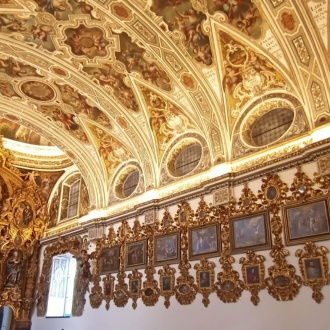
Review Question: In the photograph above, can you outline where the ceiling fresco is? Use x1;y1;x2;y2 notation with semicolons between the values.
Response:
0;0;329;216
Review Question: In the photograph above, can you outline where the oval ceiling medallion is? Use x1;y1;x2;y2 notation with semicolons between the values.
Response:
20;81;56;102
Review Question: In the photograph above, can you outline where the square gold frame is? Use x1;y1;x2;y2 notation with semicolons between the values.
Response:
188;223;221;260
154;232;180;266
125;239;147;271
230;210;271;254
282;197;330;246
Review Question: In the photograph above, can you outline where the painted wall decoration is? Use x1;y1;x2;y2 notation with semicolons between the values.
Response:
88;124;133;181
219;31;289;119
0;119;52;146
207;0;263;38
151;1;212;65
141;86;195;152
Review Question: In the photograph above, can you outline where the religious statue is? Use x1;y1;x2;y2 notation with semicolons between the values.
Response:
5;250;23;288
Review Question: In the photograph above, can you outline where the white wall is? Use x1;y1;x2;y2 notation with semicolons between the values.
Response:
31;161;330;330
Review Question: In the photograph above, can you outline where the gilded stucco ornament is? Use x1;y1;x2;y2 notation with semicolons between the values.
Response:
113;271;130;308
290;167;323;202
265;244;302;301
0;138;49;323
103;273;115;310
128;269;143;310
141;265;160;307
174;260;198;305
239;251;266;306
215;254;244;303
158;264;176;308
295;241;330;303
194;258;216;307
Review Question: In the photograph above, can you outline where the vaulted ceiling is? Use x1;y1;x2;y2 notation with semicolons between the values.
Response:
0;0;329;224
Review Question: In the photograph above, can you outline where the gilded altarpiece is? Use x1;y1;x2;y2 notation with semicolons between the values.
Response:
0;140;48;329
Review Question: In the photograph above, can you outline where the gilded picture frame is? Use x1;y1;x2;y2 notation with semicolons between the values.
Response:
100;245;121;274
283;197;330;246
230;210;271;254
125;240;147;270
154;232;180;266
188;223;220;260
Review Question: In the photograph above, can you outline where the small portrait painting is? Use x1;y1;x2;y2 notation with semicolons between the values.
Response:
189;223;220;260
104;282;111;296
199;271;210;288
100;246;120;274
266;185;278;201
162;276;171;291
304;257;323;280
246;265;260;285
230;211;271;254
180;211;187;222
126;240;147;270
131;280;139;294
284;198;330;245
154;232;179;266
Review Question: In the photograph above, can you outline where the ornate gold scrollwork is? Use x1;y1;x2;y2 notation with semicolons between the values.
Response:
89;277;103;309
117;220;132;243
314;172;330;193
141;265;160;306
113;271;130;308
295;241;330;303
174;200;194;228
215;254;244;303
159;209;175;230
194;258;215;307
265;244;302;301
258;173;289;210
239;251;266;306
290;167;322;202
194;196;214;225
237;184;262;214
103;273;115;310
158;264;176;308
0;286;21;318
174;260;198;305
92;226;119;309
128;269;143;310
113;234;129;308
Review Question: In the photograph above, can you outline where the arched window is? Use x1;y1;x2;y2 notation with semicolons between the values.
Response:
60;179;81;221
46;253;77;317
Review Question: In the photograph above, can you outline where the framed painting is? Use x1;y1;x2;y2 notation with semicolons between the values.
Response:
161;275;172;292
125;240;147;270
245;264;261;286
154;232;180;266
283;197;330;245
230;210;271;254
199;271;211;289
303;257;324;281
188;223;220;260
100;246;121;274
